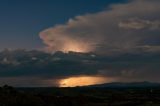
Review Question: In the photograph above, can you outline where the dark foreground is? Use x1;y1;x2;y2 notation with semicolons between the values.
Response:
0;85;160;106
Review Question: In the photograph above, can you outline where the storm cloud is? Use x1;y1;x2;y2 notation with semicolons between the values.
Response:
40;0;160;54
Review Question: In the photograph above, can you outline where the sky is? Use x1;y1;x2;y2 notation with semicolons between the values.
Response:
0;0;160;87
0;0;127;50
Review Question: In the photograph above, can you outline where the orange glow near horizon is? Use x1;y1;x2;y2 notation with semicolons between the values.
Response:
59;76;113;87
61;39;92;53
62;44;84;53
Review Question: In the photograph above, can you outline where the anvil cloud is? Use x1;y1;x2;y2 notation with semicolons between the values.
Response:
40;0;160;54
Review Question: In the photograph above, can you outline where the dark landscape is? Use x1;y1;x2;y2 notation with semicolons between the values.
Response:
0;82;160;106
0;0;160;106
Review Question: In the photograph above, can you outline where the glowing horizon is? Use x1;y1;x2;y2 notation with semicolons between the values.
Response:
59;76;114;87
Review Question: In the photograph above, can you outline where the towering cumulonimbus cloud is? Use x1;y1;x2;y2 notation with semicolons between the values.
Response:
39;27;94;53
39;0;160;54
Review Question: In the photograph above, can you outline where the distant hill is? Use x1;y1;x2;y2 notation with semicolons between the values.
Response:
86;82;160;88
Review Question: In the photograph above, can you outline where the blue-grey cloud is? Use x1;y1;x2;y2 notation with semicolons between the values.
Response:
0;50;159;86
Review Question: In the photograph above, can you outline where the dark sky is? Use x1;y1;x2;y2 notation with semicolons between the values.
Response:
0;0;127;50
0;0;160;87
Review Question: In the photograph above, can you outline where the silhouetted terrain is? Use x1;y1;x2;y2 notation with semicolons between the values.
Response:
87;82;160;88
0;83;160;106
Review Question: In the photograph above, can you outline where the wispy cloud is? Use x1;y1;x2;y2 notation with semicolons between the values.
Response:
119;18;160;30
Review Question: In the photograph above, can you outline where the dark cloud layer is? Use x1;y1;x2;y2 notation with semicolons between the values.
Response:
0;50;159;86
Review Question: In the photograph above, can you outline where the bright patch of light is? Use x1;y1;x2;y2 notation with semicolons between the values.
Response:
59;76;113;87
